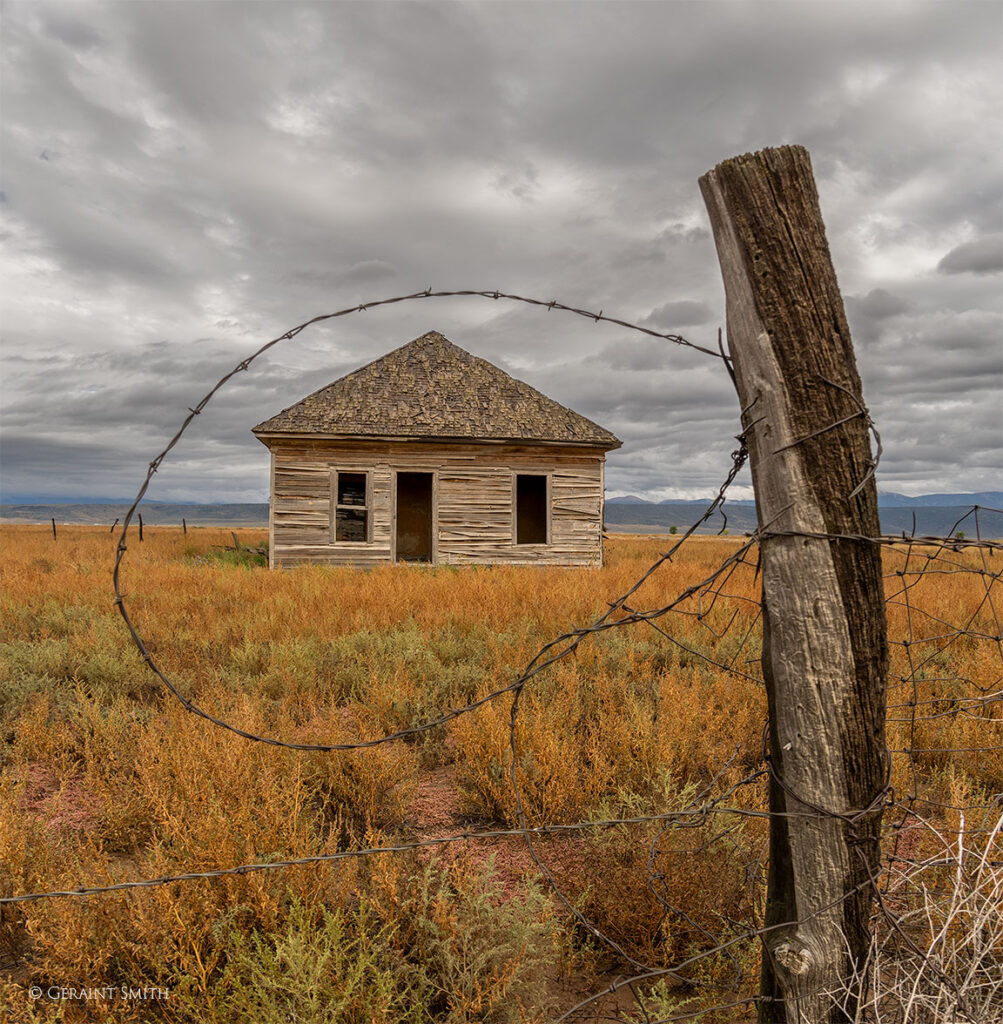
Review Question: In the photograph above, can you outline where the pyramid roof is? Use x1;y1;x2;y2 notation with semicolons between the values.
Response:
252;331;621;449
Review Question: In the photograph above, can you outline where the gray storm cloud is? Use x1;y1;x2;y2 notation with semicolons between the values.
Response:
937;236;1003;276
1;1;1000;503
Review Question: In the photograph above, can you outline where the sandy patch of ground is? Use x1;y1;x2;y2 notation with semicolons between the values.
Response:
20;763;100;833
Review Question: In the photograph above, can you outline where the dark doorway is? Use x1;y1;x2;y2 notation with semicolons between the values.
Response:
516;474;548;545
396;473;433;563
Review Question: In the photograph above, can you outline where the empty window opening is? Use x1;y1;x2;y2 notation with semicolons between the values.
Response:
515;474;548;545
334;471;368;542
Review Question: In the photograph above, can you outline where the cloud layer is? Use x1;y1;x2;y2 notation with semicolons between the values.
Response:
2;1;1000;502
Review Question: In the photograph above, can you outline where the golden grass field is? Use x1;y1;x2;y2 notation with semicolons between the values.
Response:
0;525;999;1023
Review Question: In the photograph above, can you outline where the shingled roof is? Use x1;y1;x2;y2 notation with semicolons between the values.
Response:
253;331;621;449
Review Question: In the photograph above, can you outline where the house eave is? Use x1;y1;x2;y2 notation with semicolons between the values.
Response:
252;429;622;452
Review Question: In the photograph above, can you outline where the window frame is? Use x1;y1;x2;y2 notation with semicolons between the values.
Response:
330;469;371;544
512;471;551;546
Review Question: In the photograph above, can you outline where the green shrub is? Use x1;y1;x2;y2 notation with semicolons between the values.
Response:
200;547;268;570
175;860;558;1024
192;899;424;1024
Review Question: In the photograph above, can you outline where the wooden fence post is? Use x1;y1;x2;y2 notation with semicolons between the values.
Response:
699;146;888;1023
51;517;57;540
138;513;144;542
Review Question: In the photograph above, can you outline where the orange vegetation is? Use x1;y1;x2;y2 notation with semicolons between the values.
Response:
0;525;998;1022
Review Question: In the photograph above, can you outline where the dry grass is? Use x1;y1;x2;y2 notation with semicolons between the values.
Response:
0;525;999;1022
854;809;1003;1024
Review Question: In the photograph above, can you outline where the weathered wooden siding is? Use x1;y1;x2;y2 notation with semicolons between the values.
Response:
263;439;606;569
551;468;603;559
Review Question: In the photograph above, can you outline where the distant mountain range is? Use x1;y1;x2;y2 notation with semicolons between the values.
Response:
0;501;270;527
608;492;1002;509
2;493;1000;537
875;492;1002;508
604;492;1002;538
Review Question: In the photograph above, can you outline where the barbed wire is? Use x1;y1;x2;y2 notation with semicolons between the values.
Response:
108;288;737;758
1;805;762;907
11;505;1000;1018
5;288;1002;1022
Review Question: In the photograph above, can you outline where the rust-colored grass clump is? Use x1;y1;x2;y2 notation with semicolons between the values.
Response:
0;525;998;1022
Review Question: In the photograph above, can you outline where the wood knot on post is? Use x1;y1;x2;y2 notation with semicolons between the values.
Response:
774;942;814;978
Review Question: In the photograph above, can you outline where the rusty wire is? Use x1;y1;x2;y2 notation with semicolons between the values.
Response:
5;290;1002;1022
110;288;729;753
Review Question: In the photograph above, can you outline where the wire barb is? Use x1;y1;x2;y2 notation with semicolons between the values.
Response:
7;287;995;1022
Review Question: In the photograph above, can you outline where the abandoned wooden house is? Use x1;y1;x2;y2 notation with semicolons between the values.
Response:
252;330;621;568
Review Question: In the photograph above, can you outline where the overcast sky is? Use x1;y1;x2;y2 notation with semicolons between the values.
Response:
1;0;1001;504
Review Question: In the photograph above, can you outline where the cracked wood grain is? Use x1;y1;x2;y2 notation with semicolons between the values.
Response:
701;146;888;1024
